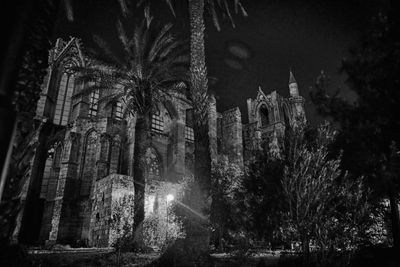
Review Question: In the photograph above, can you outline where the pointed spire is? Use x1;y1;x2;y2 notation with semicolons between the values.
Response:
289;68;297;85
288;68;299;97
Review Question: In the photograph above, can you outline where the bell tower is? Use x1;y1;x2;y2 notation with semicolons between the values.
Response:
288;70;306;123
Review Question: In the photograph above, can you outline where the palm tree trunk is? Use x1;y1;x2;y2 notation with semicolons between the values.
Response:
189;0;208;96
188;0;211;201
132;113;151;239
183;0;211;257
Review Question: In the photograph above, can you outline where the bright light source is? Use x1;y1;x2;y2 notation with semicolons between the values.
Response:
166;194;174;202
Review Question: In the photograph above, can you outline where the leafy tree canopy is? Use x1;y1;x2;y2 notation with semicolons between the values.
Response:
311;4;400;195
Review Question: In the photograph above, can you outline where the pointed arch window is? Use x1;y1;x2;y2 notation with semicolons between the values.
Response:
80;130;98;196
259;105;270;127
54;72;75;125
99;136;112;177
41;143;63;199
283;107;290;127
88;90;99;118
185;109;194;142
185;126;194;142
40;154;53;199
53;145;63;168
151;110;164;133
113;101;123;121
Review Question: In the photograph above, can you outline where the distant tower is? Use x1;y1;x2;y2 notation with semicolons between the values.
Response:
289;69;299;97
288;69;306;123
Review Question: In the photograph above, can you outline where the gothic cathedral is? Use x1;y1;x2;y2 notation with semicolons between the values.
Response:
14;37;306;247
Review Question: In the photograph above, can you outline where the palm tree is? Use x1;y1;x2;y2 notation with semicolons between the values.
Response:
121;0;247;169
124;0;247;255
115;1;246;256
133;0;247;210
74;19;189;234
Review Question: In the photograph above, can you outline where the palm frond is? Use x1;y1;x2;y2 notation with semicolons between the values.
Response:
148;23;174;61
117;20;131;56
144;4;154;28
206;0;247;31
209;0;221;32
223;0;235;28
165;0;176;17
236;2;248;17
117;0;131;18
73;18;188;118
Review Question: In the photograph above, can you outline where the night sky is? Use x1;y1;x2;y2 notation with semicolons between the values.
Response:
53;0;376;125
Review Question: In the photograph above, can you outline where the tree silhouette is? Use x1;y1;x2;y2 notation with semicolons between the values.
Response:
311;3;400;250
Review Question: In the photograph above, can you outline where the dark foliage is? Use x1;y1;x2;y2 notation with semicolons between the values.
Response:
310;2;400;249
209;156;243;251
239;150;285;243
0;0;59;243
310;3;400;193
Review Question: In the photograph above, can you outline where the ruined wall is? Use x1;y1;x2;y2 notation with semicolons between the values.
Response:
221;107;243;167
223;84;306;165
242;122;261;161
91;174;134;247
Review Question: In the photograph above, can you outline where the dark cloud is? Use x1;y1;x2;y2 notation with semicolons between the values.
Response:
227;41;251;59
224;58;244;70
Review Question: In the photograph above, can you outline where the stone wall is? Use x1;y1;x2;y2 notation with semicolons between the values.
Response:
91;174;134;247
221;107;243;167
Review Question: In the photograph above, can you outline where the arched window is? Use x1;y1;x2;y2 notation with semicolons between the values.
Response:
41;143;63;199
259;105;270;127
185;109;194;142
144;147;161;181
80;130;98;196
185;126;194;142
99;136;111;177
283;108;290;127
40;156;53;199
70;138;79;163
88;89;99;118
151;110;164;133
40;144;60;199
100;137;111;162
54;72;75;125
117;137;127;175
53;145;63;169
112;101;123;121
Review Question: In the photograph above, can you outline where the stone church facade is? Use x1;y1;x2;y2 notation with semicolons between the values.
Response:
14;37;305;247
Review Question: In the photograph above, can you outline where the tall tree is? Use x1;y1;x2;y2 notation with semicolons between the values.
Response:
121;0;247;185
174;1;247;258
116;1;247;258
310;3;400;250
111;1;246;262
282;123;370;256
210;155;243;251
0;0;61;243
74;19;188;237
239;145;285;245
